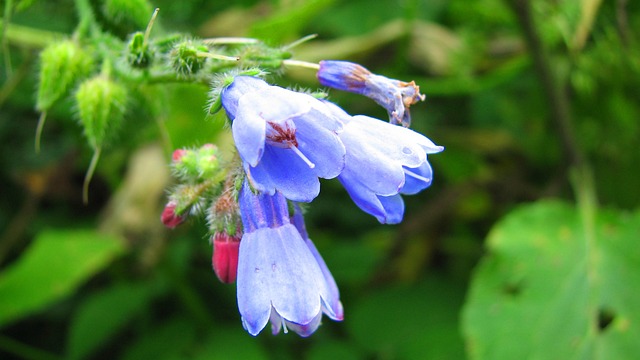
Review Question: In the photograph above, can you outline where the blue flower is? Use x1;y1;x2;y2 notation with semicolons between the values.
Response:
331;111;443;224
221;76;346;202
236;181;343;337
317;60;425;127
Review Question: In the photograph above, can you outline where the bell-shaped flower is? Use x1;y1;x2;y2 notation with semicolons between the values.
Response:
221;76;346;202
336;114;443;224
236;181;343;337
317;60;425;127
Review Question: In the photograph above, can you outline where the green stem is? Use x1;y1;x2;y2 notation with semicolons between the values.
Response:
0;19;62;48
74;0;100;39
2;0;13;77
508;0;585;170
83;147;102;204
34;111;47;153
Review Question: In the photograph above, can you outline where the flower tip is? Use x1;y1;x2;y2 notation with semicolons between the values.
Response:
161;202;185;229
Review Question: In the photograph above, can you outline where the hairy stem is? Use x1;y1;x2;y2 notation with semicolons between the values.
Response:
508;0;585;170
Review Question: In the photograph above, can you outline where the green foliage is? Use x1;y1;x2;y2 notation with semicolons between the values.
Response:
0;229;124;327
1;0;639;358
67;282;157;360
462;201;640;359
348;277;466;359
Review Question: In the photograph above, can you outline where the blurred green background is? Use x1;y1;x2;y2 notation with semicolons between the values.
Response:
1;0;639;359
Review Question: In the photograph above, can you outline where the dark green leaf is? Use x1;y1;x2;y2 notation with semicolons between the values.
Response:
0;230;124;327
67;282;156;360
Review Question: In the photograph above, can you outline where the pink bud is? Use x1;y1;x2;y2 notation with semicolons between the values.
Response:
161;202;186;229
212;232;241;283
172;149;188;162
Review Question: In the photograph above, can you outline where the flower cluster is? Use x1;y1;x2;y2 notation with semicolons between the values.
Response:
163;61;442;337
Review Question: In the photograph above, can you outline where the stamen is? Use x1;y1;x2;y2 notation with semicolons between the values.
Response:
404;168;430;183
290;146;315;169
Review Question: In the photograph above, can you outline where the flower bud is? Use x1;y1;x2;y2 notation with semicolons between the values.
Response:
37;40;91;112
161;201;186;229
172;144;220;182
317;60;425;127
127;32;153;69
211;232;241;283
75;75;128;149
170;40;209;76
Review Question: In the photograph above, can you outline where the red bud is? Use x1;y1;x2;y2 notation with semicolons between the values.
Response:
172;149;188;162
212;232;241;283
161;202;186;229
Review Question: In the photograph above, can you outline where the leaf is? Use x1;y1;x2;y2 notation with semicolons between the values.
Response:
0;229;124;327
191;326;268;360
120;317;196;360
67;282;156;360
248;0;336;44
462;200;640;359
347;276;466;359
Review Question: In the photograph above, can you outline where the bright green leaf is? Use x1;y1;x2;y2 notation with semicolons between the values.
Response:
67;282;156;360
462;200;640;359
0;229;124;327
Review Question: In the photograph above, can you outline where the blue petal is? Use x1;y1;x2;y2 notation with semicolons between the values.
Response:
221;76;269;119
339;126;405;196
401;161;433;195
376;194;405;224
247;146;321;202
304;237;343;320
351;115;442;167
232;103;266;167
317;60;370;93
238;86;312;125
236;224;325;336
295;113;346;179
339;175;402;224
291;204;343;321
238;181;290;232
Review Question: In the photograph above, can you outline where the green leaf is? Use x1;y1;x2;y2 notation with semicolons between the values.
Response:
0;229;124;327
120;317;196;360
67;282;156;360
347;276;466;359
248;0;335;44
462;200;640;359
191;326;268;360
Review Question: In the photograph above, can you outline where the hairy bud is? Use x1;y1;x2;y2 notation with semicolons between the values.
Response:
75;76;128;149
170;40;209;76
37;40;91;112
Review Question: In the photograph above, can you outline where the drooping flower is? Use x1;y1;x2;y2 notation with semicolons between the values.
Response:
332;112;443;224
221;76;346;202
290;204;343;325
317;60;425;127
236;181;343;336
